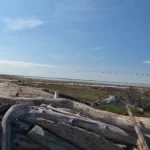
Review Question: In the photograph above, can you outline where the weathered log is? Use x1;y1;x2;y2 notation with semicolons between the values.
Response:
0;114;41;149
13;120;33;131
2;104;112;150
0;98;150;144
27;125;82;150
2;104;31;150
13;134;42;149
28;122;122;150
0;132;42;149
0;97;150;134
18;106;147;146
42;108;137;145
0;103;11;114
12;121;42;149
0;96;56;105
50;99;150;134
0;105;124;149
0;120;33;137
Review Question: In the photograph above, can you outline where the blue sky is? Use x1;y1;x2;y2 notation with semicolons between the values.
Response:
0;0;150;84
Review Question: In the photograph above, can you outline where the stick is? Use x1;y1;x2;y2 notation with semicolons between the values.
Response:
126;104;149;150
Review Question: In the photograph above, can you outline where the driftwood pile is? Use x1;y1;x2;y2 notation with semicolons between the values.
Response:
0;97;150;150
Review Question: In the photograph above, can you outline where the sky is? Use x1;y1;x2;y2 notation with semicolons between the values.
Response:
0;0;150;84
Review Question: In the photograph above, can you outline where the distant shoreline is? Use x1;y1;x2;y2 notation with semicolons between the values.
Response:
0;74;149;87
24;75;150;87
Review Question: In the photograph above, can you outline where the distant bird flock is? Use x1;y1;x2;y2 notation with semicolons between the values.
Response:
48;70;149;76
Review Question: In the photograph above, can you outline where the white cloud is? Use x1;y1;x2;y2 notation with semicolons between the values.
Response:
144;61;150;64
69;29;83;36
2;17;44;31
0;60;54;68
93;47;104;50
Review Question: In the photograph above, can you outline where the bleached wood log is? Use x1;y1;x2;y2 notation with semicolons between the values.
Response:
1;96;150;133
1;101;148;149
19;106;150;146
50;99;150;134
0;103;147;146
27;125;82;150
27;122;122;150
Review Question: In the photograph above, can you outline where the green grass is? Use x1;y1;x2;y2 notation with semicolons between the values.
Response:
40;83;109;102
95;104;143;116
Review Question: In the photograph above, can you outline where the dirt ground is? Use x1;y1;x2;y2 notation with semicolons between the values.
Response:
0;82;53;98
